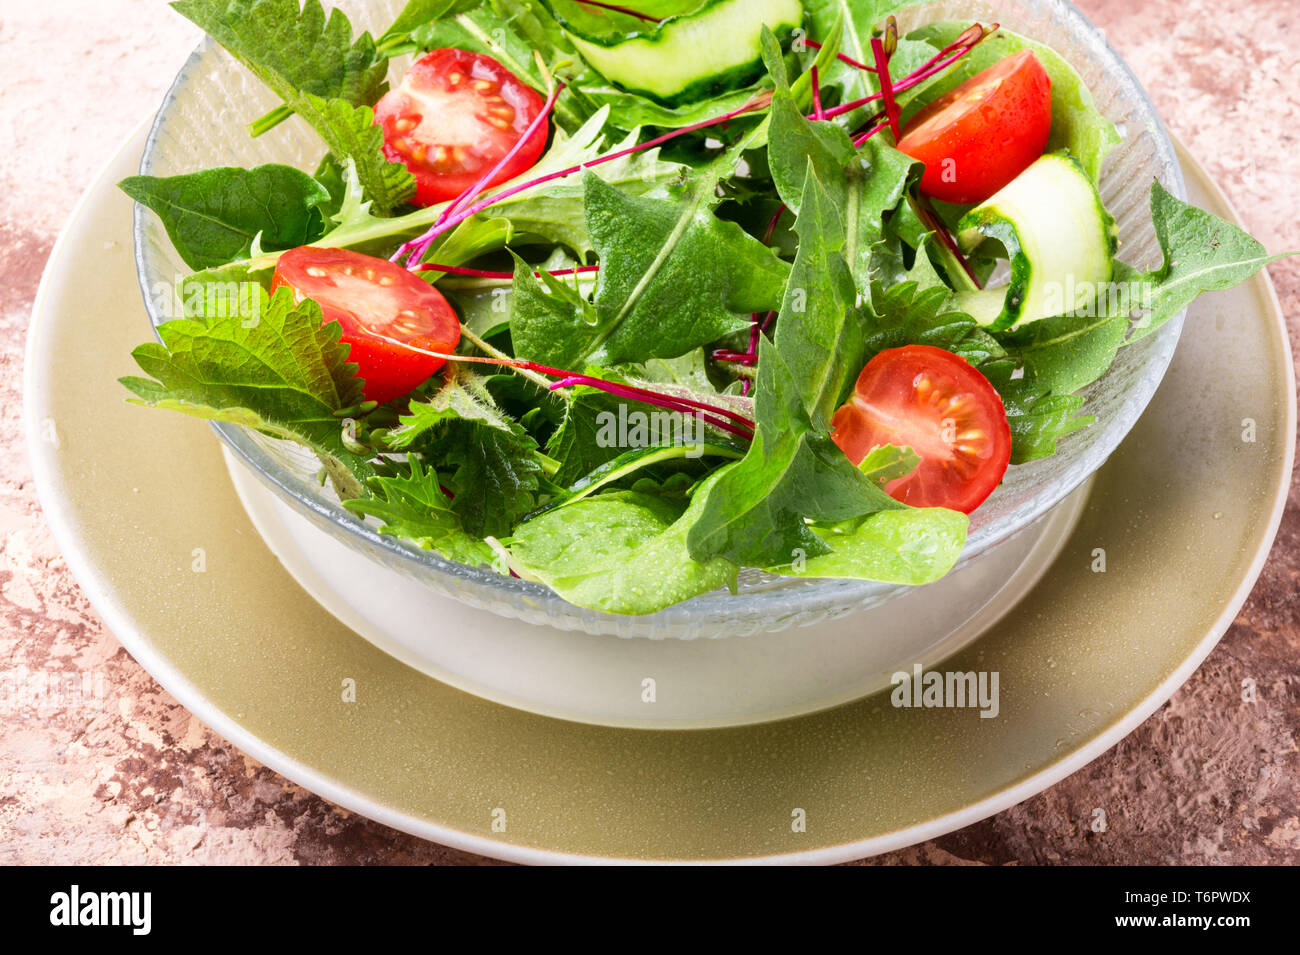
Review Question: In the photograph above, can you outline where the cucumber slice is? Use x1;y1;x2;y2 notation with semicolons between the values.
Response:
954;153;1117;330
546;0;805;103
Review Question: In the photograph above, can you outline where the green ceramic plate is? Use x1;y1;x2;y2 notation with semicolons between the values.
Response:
24;128;1295;863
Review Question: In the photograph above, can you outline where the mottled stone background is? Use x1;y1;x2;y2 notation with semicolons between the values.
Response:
1;0;1296;865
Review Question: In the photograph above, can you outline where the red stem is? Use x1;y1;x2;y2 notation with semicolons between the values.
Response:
870;36;901;139
548;376;754;439
916;197;983;290
800;39;877;74
817;23;995;121
573;0;658;22
397;81;566;267
387;346;756;438
398;93;772;260
811;65;826;121
417;263;600;280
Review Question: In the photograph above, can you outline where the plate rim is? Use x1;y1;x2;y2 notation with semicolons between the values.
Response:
24;125;1296;865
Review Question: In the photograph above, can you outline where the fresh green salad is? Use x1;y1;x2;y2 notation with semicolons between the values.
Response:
121;0;1294;615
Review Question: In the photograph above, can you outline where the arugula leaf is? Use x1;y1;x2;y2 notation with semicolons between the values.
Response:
766;86;920;295
767;86;857;215
687;341;904;566
999;309;1130;399
119;287;372;492
1130;181;1300;340
120;165;329;271
581;170;791;365
772;506;968;584
344;459;497;567
771;163;862;429
508;471;739;616
173;0;413;211
511;154;788;368
903;23;1120;183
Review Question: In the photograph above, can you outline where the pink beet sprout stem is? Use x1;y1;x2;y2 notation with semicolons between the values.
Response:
394;93;773;264
573;0;658;22
817;23;995;122
394;81;566;268
800;39;877;74
372;340;757;438
417;263;600;280
870;35;901;139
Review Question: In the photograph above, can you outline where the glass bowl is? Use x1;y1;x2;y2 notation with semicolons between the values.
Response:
133;0;1186;639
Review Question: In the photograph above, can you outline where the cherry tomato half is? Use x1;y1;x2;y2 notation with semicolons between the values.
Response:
896;50;1052;205
374;48;549;207
272;247;461;405
831;345;1011;514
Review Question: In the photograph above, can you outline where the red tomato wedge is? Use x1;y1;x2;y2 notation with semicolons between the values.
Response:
271;247;461;406
831;345;1011;514
896;50;1052;205
374;48;549;207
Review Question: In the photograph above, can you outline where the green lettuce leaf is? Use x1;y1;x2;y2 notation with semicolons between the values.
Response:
508;470;738;616
771;506;968;584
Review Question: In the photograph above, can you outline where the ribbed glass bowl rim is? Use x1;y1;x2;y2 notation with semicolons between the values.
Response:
131;0;1187;628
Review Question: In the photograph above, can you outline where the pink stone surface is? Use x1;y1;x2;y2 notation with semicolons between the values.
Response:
1;0;1296;865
